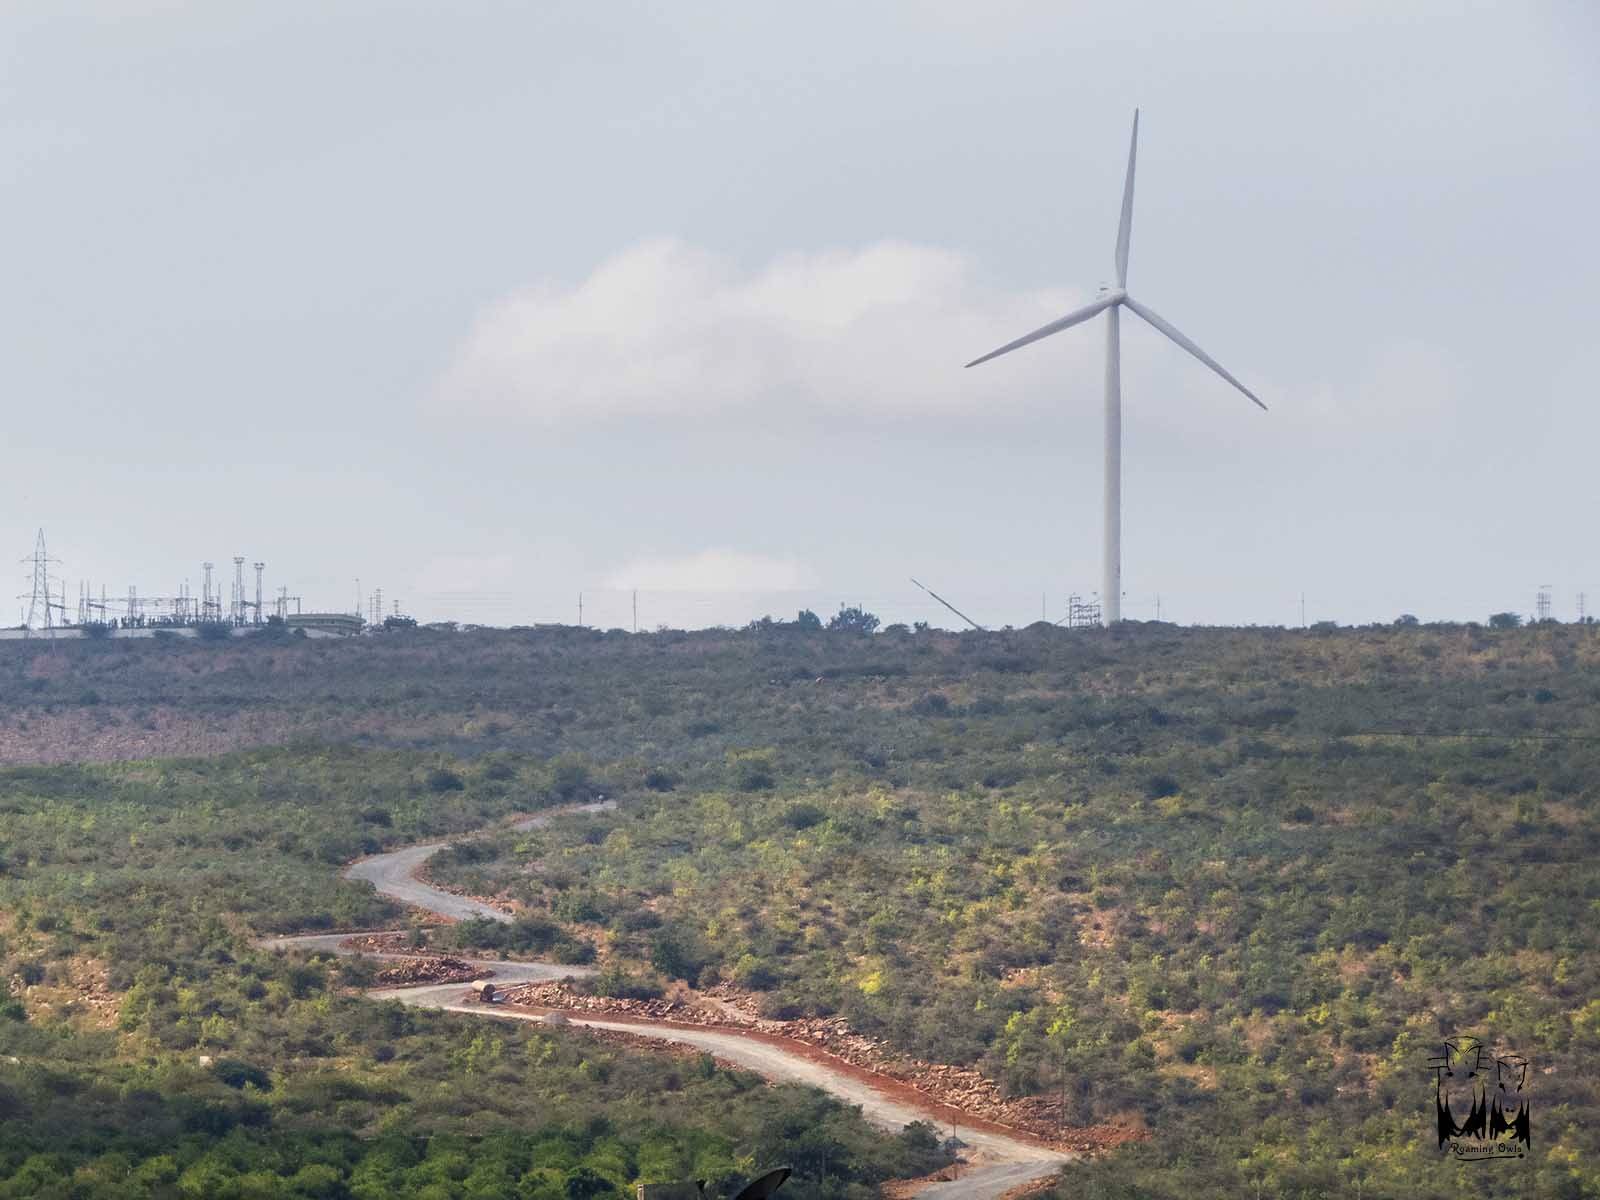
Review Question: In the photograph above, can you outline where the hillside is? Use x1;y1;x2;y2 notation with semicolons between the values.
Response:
2;622;1597;1198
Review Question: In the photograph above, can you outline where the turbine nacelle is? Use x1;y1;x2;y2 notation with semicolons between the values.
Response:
963;111;1262;409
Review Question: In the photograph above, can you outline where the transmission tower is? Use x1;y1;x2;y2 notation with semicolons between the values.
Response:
19;529;62;638
232;557;245;625
1536;584;1553;624
253;562;265;625
202;563;215;621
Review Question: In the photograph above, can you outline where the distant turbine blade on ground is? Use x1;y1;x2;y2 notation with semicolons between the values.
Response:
909;578;986;631
1122;295;1267;411
1115;110;1139;287
964;294;1118;368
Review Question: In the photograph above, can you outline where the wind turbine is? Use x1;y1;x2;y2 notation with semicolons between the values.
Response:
965;110;1265;625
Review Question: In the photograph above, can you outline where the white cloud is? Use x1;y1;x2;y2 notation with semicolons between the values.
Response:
435;239;1093;422
604;548;814;592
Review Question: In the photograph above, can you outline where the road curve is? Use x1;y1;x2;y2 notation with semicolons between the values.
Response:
255;934;596;987
270;801;1070;1199
342;801;615;923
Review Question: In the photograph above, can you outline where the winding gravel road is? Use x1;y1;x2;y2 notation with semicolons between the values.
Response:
342;801;616;923
269;801;1070;1199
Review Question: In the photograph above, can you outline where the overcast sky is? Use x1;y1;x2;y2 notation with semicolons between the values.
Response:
4;2;1597;630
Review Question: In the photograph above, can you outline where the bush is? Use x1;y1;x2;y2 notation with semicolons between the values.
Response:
551;755;593;800
507;917;563;953
590;965;662;1001
426;768;465;793
553;890;605;924
728;750;777;792
564;1167;615;1200
649;925;709;984
212;1059;272;1090
781;802;826;830
731;954;779;990
553;939;596;965
1144;775;1181;800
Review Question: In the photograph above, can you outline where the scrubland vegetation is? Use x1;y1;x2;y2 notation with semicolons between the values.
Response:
3;621;1599;1197
0;749;944;1198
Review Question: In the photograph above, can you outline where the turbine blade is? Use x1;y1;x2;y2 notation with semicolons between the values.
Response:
1115;109;1139;287
964;294;1116;368
1122;295;1267;410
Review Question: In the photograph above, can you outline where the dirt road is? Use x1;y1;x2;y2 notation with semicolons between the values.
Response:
272;800;1070;1199
342;800;614;923
368;983;1070;1198
255;934;597;986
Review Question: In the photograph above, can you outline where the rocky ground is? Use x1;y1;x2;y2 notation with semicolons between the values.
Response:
7;957;121;1029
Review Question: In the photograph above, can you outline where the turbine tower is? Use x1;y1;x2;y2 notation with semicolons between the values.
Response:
965;110;1266;624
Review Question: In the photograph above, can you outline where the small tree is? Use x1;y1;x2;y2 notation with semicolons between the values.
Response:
1488;612;1522;630
794;609;822;631
728;748;777;791
550;754;592;799
827;604;880;634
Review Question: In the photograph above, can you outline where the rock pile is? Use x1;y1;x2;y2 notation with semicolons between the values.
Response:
374;957;488;986
498;981;725;1023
